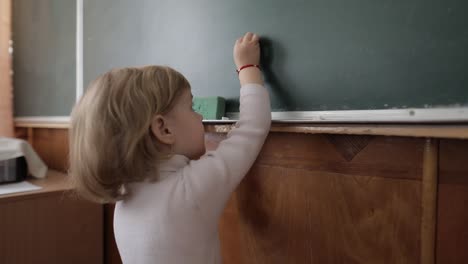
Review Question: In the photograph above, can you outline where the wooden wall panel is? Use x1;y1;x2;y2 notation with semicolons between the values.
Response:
219;194;243;263
257;133;424;180
15;127;468;263
437;139;468;264
14;127;69;172
104;204;122;264
14;127;28;140
234;166;420;263
32;128;69;172
0;194;103;264
209;132;424;264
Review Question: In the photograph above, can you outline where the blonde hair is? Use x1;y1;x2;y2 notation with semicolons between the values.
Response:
69;66;190;203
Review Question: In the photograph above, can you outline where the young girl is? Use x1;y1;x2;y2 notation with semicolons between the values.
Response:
69;32;271;263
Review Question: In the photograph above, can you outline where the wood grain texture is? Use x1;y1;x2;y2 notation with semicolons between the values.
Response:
15;122;468;139
0;197;103;264
104;204;122;264
0;172;103;264
14;127;28;140
0;0;14;137
270;124;468;140
31;128;69;172
234;166;420;264
16;127;468;263
219;194;244;264
437;139;468;264
421;139;438;264
209;132;424;264
257;133;424;180
325;135;374;161
205;124;468;139
13;127;69;172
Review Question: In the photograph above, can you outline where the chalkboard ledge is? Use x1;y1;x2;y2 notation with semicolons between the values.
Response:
14;114;468;139
225;107;468;123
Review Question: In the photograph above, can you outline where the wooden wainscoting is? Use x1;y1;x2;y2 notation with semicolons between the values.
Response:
0;171;103;264
9;127;106;264
209;132;423;264
15;127;69;172
13;124;468;264
15;127;122;264
437;139;468;263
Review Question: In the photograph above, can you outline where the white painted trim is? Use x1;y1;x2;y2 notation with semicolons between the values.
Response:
13;108;468;125
76;0;83;102
14;116;70;124
222;107;468;123
14;116;70;128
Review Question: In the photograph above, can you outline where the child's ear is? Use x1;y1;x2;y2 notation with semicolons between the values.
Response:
150;115;175;145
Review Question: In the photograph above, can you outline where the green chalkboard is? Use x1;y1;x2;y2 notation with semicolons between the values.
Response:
13;0;76;116
84;0;468;113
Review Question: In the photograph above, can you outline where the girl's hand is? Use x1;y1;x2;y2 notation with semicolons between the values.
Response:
233;32;263;86
233;32;260;69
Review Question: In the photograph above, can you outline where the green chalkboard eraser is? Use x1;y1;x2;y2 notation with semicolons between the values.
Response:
192;97;226;120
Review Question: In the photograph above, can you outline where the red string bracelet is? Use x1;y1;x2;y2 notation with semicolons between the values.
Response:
236;64;260;74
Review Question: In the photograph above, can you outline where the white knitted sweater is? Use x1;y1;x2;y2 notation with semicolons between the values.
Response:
114;84;271;263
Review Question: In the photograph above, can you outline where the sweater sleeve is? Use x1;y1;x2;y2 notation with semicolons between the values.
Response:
182;83;271;221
